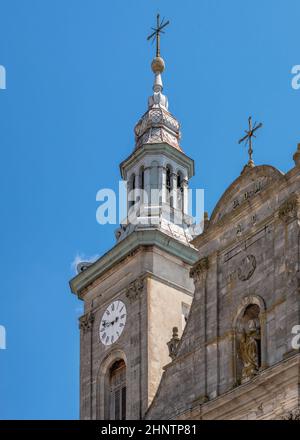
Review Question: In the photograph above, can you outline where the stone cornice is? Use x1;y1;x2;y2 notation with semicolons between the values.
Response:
197;353;300;419
69;229;198;298
82;270;194;318
159;353;300;420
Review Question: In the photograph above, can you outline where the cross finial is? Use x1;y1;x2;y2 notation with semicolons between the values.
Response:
147;14;170;58
238;116;263;168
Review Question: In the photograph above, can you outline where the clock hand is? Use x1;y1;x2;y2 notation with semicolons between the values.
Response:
110;316;119;326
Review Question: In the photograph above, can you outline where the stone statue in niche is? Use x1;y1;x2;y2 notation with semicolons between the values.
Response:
167;327;180;360
237;304;261;383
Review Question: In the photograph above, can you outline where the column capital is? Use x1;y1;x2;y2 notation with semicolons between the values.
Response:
190;257;209;282
125;277;144;303
79;312;95;334
278;195;299;224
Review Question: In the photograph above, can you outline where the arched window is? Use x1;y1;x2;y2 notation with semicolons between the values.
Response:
177;171;184;211
109;359;126;420
138;166;145;205
139;166;144;191
128;173;136;210
166;166;171;193
150;161;159;205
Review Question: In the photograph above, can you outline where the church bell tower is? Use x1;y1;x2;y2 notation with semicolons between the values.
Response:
70;16;199;420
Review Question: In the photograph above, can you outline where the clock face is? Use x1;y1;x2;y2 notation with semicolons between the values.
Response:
99;300;127;346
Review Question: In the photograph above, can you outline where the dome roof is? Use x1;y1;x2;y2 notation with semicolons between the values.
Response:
134;106;181;151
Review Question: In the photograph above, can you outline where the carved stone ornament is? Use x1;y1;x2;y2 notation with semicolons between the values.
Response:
279;196;298;223
79;312;95;333
293;143;300;167
237;255;256;281
239;318;261;382
190;257;209;281
282;408;300;420
125;277;144;303
238;304;261;383
167;327;180;360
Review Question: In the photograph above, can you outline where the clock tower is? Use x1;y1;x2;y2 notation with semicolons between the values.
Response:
69;22;199;420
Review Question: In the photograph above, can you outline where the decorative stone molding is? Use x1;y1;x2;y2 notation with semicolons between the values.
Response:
125;277;144;303
167;327;180;360
278;196;298;223
237;255;256;281
79;312;95;334
282;408;300;420
190;257;209;282
134;107;181;151
236;223;243;237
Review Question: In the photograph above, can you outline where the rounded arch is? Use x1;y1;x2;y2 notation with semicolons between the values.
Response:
128;173;136;210
138;165;145;190
232;295;266;329
96;349;128;420
165;164;173;206
210;165;284;225
166;164;173;190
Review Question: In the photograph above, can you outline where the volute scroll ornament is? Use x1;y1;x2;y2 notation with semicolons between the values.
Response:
190;257;209;282
79;312;95;334
125;277;144;303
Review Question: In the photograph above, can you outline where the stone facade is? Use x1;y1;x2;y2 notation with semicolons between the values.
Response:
146;162;300;420
71;240;197;419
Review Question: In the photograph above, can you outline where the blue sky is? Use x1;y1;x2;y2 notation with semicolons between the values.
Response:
0;0;299;419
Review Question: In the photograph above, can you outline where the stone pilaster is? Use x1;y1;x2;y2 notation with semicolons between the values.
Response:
278;196;300;358
189;257;209;401
79;312;95;419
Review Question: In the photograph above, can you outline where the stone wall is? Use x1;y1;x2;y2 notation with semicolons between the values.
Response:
146;164;300;420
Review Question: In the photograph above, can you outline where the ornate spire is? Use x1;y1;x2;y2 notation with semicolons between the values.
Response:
148;56;168;109
134;15;181;151
147;14;169;110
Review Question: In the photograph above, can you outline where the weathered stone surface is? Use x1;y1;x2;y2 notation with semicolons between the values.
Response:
71;243;196;419
146;164;300;420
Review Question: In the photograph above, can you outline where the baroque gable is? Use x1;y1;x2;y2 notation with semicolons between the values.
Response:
209;165;284;226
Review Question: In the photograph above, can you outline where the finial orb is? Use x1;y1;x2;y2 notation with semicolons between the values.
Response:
151;57;165;73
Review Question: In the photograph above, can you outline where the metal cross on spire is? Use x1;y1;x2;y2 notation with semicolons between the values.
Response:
147;14;170;58
238;116;263;167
